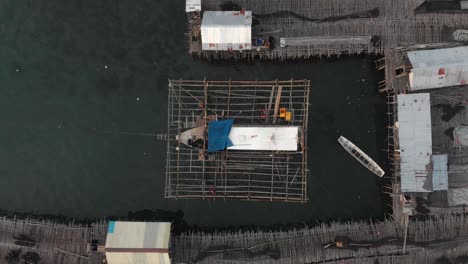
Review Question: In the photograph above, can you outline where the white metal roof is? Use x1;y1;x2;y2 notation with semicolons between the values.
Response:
407;46;468;90
228;126;298;151
432;154;448;191
397;93;433;192
105;221;171;264
185;0;201;12
201;11;252;51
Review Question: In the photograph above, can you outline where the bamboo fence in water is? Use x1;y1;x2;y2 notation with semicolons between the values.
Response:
172;214;468;264
1;215;468;263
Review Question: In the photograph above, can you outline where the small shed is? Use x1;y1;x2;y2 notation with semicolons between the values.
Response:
105;221;171;264
185;0;201;13
397;93;433;192
407;46;468;90
201;11;252;51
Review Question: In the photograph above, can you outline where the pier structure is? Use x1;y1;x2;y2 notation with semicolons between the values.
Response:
187;0;468;59
165;79;310;202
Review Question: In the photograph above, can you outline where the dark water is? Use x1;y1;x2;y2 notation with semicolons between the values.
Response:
0;0;386;226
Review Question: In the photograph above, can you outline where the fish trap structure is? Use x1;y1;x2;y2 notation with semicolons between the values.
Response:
166;79;310;202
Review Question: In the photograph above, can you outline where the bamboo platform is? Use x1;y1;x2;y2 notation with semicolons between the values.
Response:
188;0;468;59
0;217;107;264
166;79;310;202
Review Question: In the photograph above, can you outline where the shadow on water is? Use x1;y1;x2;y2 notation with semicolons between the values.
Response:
0;0;389;227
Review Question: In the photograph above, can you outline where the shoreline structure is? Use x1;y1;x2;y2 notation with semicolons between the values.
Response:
2;213;468;263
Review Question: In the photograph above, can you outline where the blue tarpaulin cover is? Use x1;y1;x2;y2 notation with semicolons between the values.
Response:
208;119;234;152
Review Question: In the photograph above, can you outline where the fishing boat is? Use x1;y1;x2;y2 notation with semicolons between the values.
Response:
338;136;385;177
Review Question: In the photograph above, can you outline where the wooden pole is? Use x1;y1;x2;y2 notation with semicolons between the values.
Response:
402;213;409;253
273;85;283;125
265;86;275;124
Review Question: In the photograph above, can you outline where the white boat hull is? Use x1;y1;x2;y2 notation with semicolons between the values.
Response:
338;136;385;177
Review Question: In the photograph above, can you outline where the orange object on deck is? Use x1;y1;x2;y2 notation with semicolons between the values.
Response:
280;107;286;118
285;111;292;121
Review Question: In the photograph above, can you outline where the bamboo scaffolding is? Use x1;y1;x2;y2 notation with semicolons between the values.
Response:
165;79;310;202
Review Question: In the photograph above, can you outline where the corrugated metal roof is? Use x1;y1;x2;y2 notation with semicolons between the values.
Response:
432;154;448;191
105;221;171;264
407;46;468;90
397;93;433;192
186;0;201;12
201;11;252;51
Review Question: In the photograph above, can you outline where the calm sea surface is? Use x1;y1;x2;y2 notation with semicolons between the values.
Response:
0;0;386;226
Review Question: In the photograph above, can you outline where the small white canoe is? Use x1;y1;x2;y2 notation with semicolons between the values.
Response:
338;136;385;177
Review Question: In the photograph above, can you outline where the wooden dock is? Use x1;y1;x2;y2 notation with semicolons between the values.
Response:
188;0;468;59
